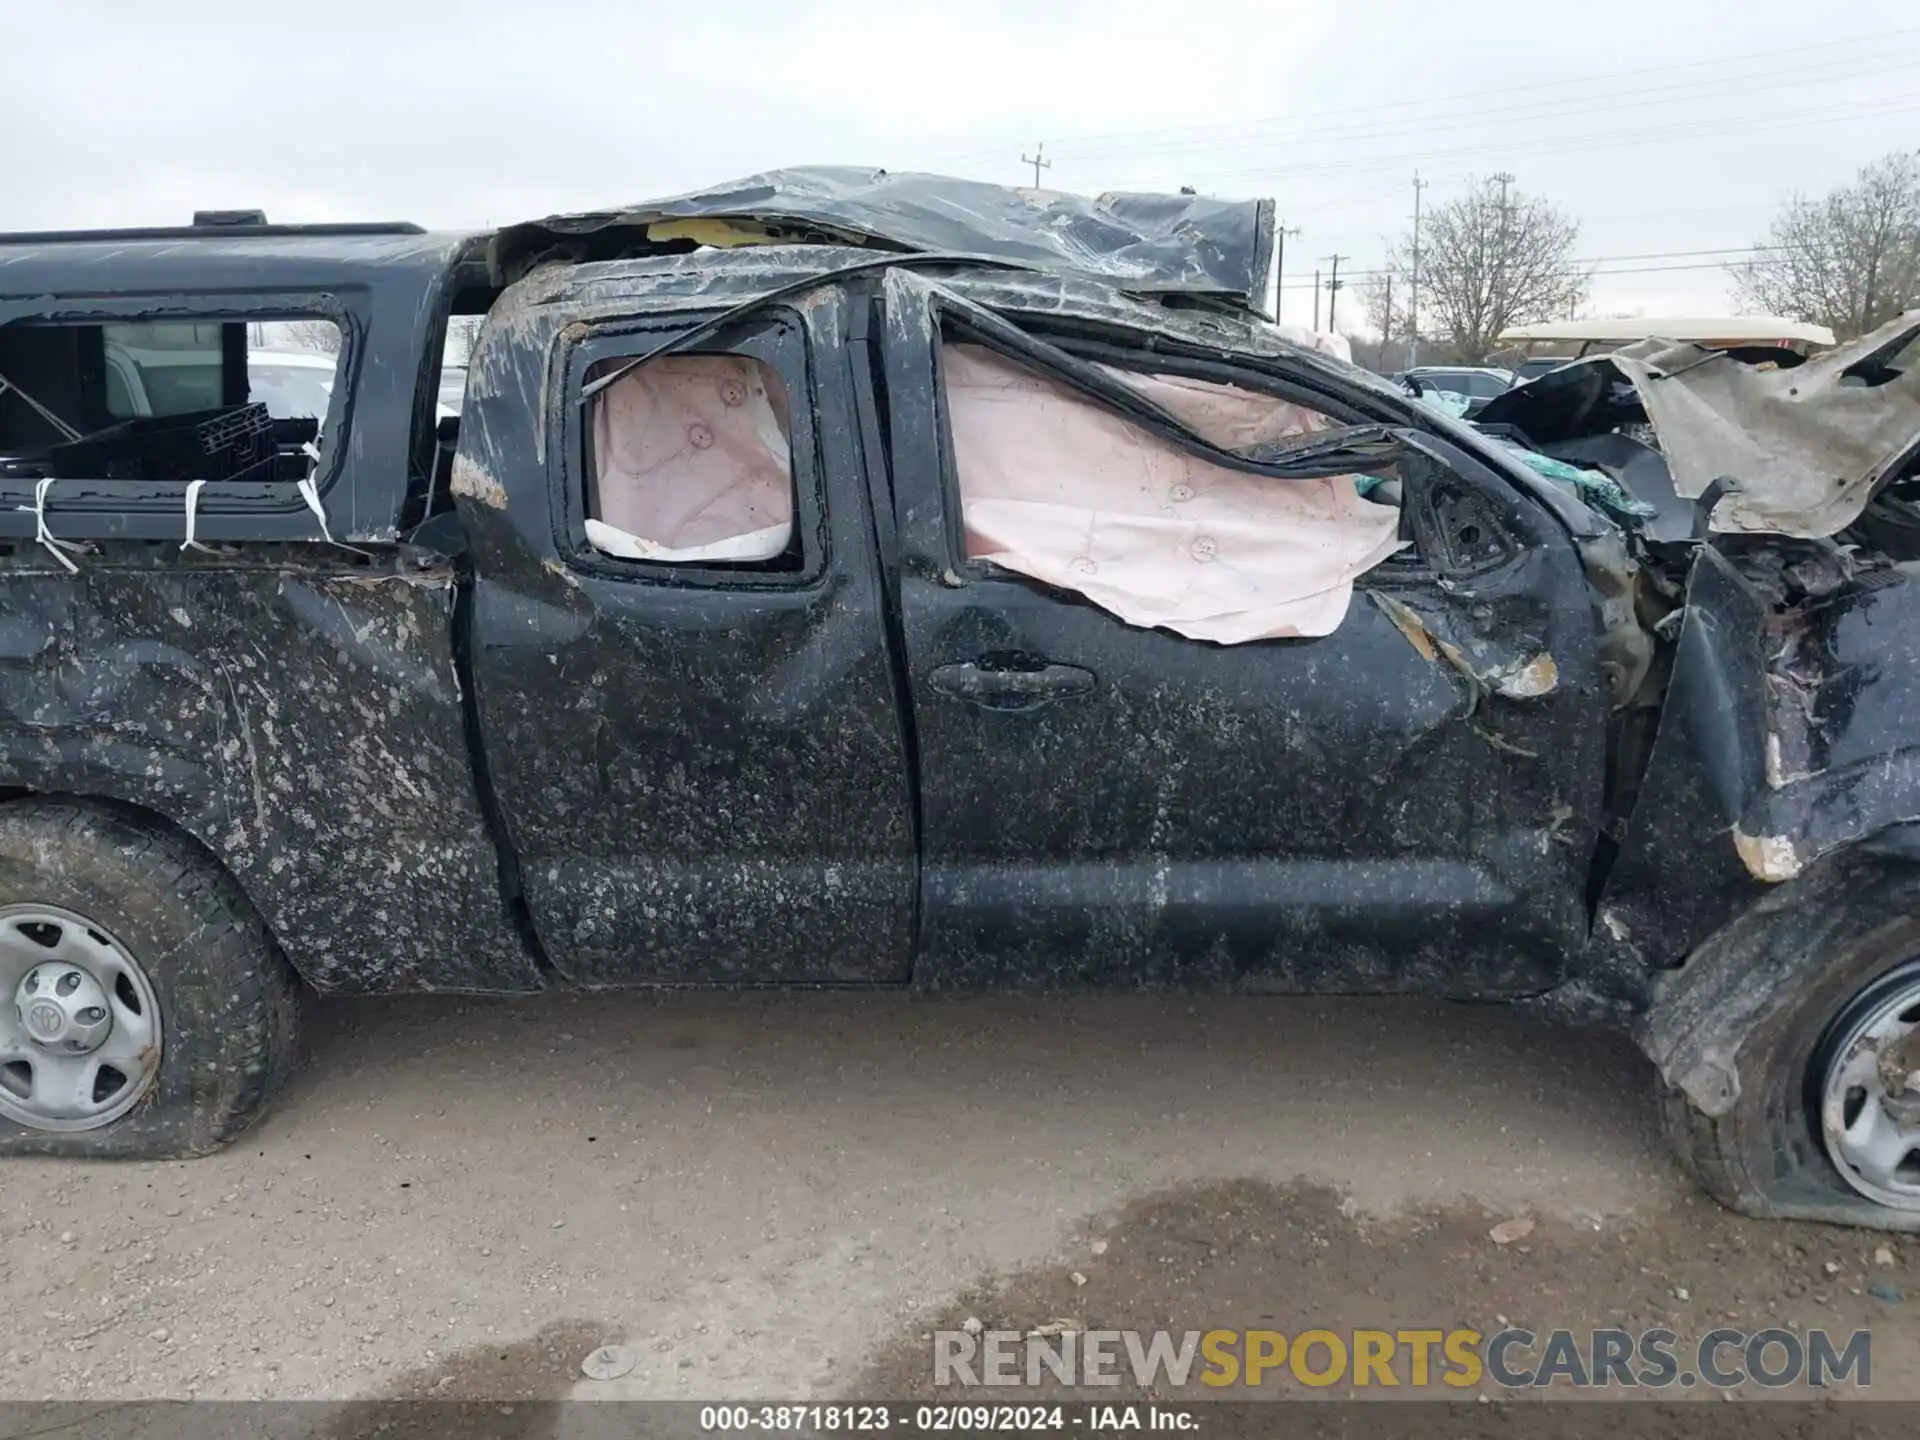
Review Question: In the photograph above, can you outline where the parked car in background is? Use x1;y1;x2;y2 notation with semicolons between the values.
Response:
101;337;339;425
1509;355;1577;386
1391;365;1515;416
246;348;337;422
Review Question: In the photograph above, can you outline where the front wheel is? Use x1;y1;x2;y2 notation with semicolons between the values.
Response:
0;802;300;1158
1808;959;1920;1211
1653;849;1920;1229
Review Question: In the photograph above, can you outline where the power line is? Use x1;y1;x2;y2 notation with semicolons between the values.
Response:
1573;200;1788;226
1257;190;1791;238
1038;51;1920;167
1584;258;1794;278
919;26;1918;167
1167;93;1920;186
1275;253;1784;291
1150;95;1920;189
1568;245;1781;264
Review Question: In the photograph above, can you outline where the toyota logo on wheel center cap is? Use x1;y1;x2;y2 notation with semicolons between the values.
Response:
24;1001;63;1039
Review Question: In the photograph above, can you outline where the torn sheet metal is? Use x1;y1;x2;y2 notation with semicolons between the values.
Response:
1369;591;1559;705
0;554;542;995
493;167;1279;314
1514;311;1920;538
585;354;793;563
1598;542;1920;970
942;343;1402;643
1592;547;1773;967
1733;564;1920;879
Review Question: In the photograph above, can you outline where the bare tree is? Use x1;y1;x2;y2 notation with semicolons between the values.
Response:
1372;176;1588;363
277;320;342;354
1730;151;1920;340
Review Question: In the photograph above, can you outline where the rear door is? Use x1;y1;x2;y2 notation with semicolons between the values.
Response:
870;278;1609;994
456;284;916;985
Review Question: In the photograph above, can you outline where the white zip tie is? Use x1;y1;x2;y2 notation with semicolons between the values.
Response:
180;478;216;553
296;441;335;544
296;473;336;544
293;447;374;561
17;476;83;574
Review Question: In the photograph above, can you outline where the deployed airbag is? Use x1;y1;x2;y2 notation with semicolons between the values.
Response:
587;355;793;562
943;344;1402;643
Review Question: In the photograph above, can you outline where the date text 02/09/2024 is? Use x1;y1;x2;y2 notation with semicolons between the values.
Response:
696;1403;1197;1431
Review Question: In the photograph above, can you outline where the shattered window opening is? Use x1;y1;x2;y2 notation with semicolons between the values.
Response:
937;340;1405;644
582;352;798;568
0;315;343;489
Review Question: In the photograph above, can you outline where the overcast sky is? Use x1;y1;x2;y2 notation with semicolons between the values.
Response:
4;0;1913;329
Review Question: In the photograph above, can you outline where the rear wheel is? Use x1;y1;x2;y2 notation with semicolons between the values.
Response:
0;802;300;1158
0;903;164;1130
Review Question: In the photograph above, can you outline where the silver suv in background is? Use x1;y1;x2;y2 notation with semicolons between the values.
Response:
1390;365;1515;416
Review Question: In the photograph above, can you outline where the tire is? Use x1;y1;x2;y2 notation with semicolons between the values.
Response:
0;800;300;1158
1651;852;1920;1229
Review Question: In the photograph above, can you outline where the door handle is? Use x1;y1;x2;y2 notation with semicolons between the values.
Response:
929;660;1096;710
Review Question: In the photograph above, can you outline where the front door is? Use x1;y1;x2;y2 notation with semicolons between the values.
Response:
874;285;1608;994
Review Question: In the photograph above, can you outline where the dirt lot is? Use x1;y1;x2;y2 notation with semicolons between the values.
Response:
2;990;1916;1419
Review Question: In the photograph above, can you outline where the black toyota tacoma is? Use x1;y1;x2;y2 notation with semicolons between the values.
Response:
3;171;1920;1234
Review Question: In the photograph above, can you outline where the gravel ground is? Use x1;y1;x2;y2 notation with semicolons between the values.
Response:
3;989;1911;1413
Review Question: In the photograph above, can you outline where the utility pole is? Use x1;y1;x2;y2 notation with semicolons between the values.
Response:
1491;171;1515;347
1021;142;1051;188
1322;254;1349;332
1492;172;1514;225
1313;268;1321;331
1274;222;1302;325
1408;171;1428;366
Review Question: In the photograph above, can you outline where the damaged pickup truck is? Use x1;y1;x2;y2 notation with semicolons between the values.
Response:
2;170;1920;1230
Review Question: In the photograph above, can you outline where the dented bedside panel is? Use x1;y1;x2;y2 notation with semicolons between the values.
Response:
0;557;541;994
